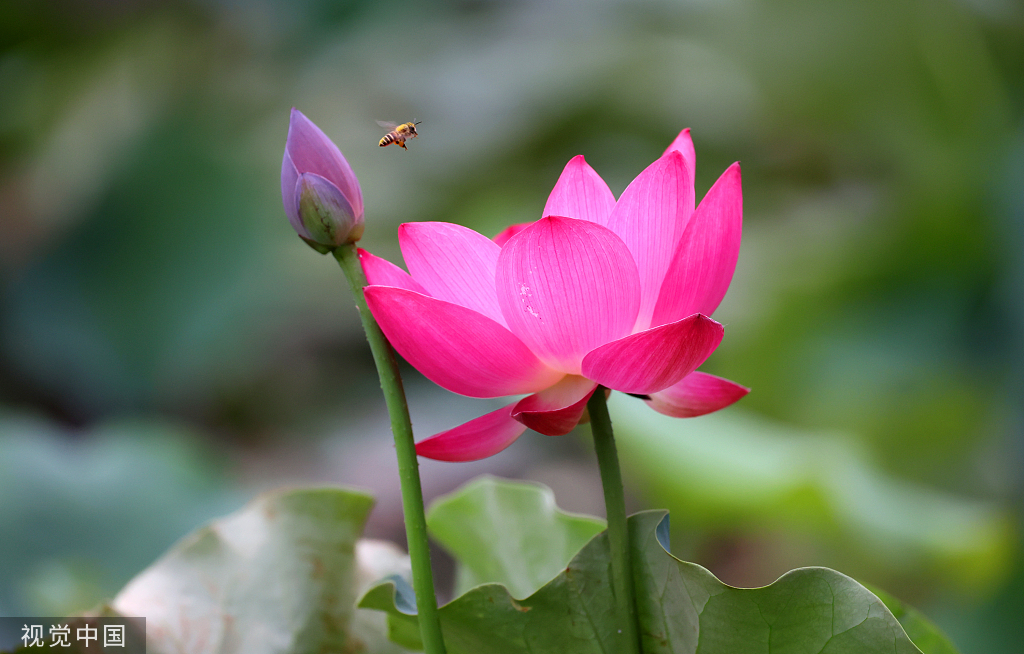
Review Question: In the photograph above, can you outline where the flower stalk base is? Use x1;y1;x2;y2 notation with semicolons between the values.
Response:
334;242;447;654
588;388;642;654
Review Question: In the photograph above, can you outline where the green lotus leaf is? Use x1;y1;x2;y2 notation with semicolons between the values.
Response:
110;487;412;654
426;475;606;598
361;478;957;654
867;585;960;654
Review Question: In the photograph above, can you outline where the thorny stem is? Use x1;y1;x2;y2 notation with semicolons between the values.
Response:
588;387;642;654
334;242;447;654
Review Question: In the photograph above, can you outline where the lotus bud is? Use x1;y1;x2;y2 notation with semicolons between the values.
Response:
281;108;364;252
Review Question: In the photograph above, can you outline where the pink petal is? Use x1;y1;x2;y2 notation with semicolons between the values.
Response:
496;216;640;374
365;286;562;397
294;172;359;246
358;249;429;295
281;149;301;233
663;128;696;182
493;222;532;247
605;150;696;332
651;163;742;326
645;371;750;418
511;375;597;436
415;403;527;461
542;155;616;226
400;222;505;325
285;108;363;217
581;313;724;395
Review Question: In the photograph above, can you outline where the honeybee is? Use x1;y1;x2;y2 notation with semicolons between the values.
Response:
377;121;421;150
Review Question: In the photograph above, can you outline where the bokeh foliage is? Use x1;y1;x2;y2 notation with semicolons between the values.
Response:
1;0;1021;652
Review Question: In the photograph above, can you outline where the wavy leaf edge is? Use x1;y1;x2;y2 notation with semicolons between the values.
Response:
360;503;954;654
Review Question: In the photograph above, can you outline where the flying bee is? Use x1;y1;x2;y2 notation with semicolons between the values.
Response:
377;121;421;150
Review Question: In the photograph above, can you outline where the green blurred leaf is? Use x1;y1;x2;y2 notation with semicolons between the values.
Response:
0;413;239;615
608;395;1013;591
868;585;961;654
363;478;945;653
426;475;606;598
111;487;412;654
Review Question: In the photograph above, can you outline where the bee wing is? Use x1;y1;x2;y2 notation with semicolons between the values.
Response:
376;120;399;130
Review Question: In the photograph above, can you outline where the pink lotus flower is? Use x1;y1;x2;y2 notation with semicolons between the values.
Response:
362;129;748;461
281;108;365;251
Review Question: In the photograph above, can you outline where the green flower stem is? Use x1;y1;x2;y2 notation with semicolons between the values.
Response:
334;242;447;654
587;388;641;654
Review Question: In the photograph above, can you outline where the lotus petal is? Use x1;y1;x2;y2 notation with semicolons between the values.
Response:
663;128;696;182
605;151;696;331
365;287;562;397
645;371;750;417
281;149;302;233
358;249;429;295
415;404;527;461
294;172;359;246
542;155;616;226
581;313;723;394
493;222;532;247
285;108;363;217
400;222;505;325
512;375;597;436
651;163;742;326
496;216;640;374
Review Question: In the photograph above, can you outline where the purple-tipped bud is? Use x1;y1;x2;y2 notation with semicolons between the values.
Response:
282;108;364;251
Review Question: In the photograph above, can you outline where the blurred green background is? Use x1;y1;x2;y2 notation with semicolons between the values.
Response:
0;0;1021;651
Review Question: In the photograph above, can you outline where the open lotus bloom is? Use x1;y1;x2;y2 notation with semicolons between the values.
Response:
362;129;749;461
